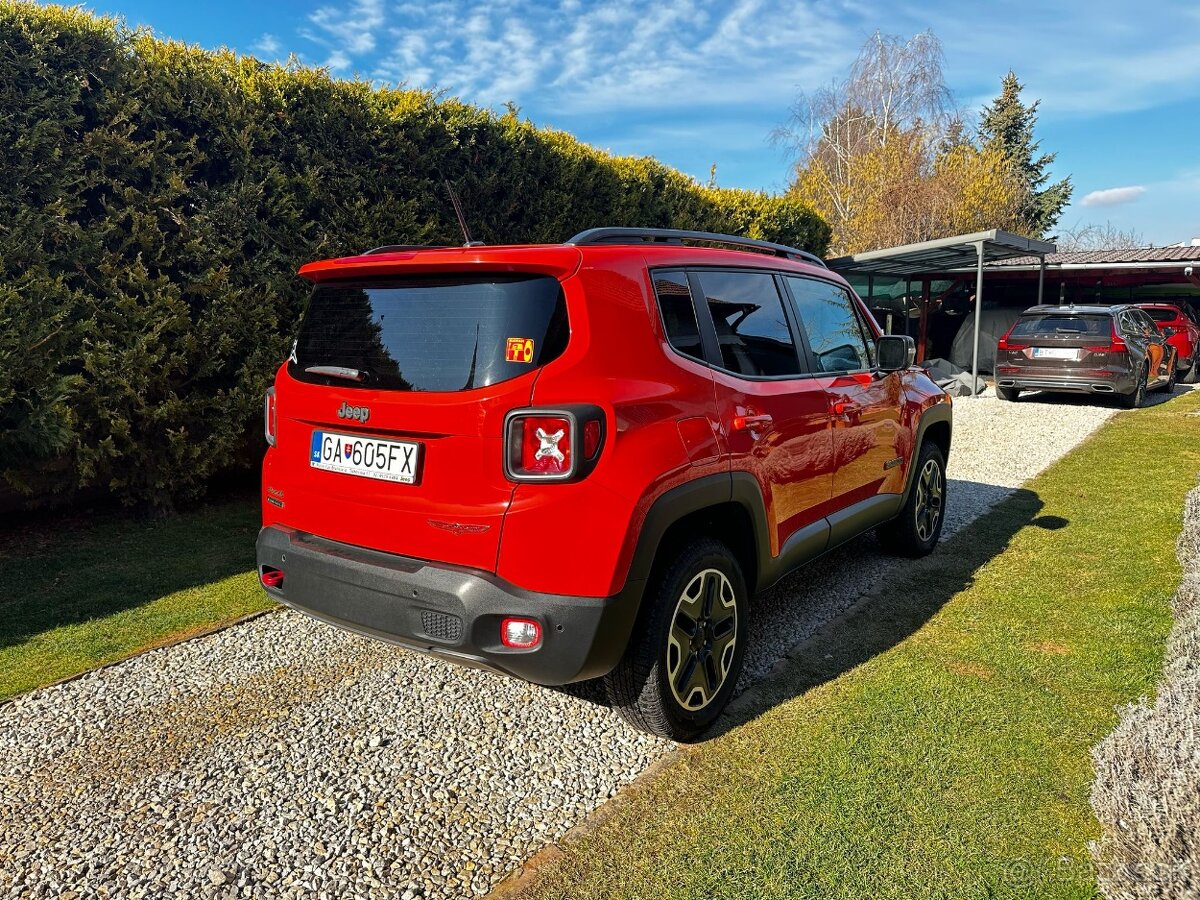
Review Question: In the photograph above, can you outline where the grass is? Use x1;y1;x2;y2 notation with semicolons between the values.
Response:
0;492;272;700
516;391;1200;900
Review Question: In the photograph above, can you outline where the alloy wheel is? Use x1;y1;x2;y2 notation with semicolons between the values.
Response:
666;568;738;711
913;458;944;542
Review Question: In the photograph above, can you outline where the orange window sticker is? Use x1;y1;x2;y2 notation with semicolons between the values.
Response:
505;337;535;363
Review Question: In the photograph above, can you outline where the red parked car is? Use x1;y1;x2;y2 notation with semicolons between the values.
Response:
1137;303;1200;383
256;228;952;740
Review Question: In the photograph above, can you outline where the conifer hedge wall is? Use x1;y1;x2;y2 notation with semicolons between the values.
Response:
0;2;829;509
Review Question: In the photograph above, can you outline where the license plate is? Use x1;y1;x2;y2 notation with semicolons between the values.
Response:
1033;347;1077;360
309;430;420;484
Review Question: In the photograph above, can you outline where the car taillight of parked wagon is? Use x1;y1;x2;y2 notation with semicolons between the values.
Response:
1084;324;1128;355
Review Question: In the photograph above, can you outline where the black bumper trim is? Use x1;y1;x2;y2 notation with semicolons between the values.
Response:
255;526;642;685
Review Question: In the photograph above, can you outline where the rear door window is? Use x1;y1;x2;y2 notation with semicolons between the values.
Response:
784;276;873;373
289;275;568;392
692;271;803;377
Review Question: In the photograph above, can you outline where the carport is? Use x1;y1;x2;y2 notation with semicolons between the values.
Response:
827;230;1057;395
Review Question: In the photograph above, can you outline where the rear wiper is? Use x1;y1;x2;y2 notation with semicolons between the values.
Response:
304;365;367;383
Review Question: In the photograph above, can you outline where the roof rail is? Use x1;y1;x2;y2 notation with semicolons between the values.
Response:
566;227;827;268
362;244;451;255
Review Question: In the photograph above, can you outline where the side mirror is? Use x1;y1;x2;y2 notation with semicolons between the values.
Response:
876;334;916;372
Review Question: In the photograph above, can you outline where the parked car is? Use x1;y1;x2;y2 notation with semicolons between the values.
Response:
995;304;1177;406
1137;303;1200;384
256;228;953;740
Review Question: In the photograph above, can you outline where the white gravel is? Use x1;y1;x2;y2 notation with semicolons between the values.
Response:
0;389;1171;899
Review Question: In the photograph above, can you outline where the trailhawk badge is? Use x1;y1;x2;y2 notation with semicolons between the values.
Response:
337;401;370;423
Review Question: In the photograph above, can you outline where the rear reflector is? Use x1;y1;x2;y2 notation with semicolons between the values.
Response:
583;419;602;459
260;567;284;589
264;387;277;447
501;617;542;649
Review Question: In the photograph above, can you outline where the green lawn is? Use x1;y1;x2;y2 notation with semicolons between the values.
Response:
516;391;1200;900
0;493;272;700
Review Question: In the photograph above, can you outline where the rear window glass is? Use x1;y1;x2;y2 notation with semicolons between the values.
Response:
289;275;568;392
1009;313;1110;337
1141;308;1177;323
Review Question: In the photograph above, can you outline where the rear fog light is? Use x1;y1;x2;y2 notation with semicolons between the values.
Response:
501;617;542;649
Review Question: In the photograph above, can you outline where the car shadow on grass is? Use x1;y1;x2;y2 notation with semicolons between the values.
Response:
707;485;1048;739
554;484;1049;737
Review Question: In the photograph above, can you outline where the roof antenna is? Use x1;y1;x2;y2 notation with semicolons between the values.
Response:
444;179;484;247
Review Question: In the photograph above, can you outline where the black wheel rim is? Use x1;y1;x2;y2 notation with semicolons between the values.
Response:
667;569;738;711
914;458;943;542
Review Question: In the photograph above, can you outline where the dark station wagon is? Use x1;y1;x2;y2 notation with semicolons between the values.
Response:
995;304;1177;407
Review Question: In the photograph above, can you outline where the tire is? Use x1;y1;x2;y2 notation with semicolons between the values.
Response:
1163;358;1178;392
877;442;947;558
1121;367;1148;409
995;385;1020;402
603;538;747;741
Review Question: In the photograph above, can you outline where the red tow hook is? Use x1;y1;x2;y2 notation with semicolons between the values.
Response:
260;567;285;589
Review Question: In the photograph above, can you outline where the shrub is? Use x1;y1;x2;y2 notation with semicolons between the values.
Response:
0;2;830;509
1090;481;1200;899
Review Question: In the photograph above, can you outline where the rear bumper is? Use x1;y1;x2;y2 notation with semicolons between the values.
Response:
996;370;1137;395
255;526;642;685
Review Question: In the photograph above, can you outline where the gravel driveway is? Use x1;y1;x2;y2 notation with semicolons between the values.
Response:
0;392;1154;899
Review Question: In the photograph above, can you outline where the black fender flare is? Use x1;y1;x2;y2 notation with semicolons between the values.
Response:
900;400;953;507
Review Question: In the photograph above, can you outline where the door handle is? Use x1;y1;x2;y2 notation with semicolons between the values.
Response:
731;413;773;431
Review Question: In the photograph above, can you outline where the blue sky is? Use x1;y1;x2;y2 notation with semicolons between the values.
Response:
67;0;1200;245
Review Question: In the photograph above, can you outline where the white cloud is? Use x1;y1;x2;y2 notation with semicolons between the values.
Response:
252;33;281;57
1081;186;1146;208
305;0;385;56
310;0;856;112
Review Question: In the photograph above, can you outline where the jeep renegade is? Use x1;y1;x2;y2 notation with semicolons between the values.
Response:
257;228;953;741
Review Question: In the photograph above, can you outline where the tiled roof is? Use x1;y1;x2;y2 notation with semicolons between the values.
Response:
989;246;1200;267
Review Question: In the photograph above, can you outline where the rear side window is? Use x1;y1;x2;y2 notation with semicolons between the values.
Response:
785;276;872;373
289;275;568;392
653;271;704;361
693;271;802;377
1010;314;1110;338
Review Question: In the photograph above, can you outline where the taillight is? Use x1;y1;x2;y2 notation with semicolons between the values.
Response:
504;406;605;482
264;387;277;447
997;329;1026;352
1085;324;1128;354
500;617;542;649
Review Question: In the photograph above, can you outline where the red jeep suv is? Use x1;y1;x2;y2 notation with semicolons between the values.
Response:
257;228;952;740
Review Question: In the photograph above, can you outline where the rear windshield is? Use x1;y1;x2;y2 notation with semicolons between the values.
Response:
1141;308;1177;323
289;275;568;392
1009;313;1110;338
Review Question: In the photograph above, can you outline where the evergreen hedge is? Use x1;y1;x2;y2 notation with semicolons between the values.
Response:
0;2;830;509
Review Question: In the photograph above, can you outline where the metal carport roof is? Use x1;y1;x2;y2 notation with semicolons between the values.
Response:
826;230;1057;396
826;229;1057;277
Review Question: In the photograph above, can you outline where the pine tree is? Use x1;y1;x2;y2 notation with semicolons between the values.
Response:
979;71;1073;236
